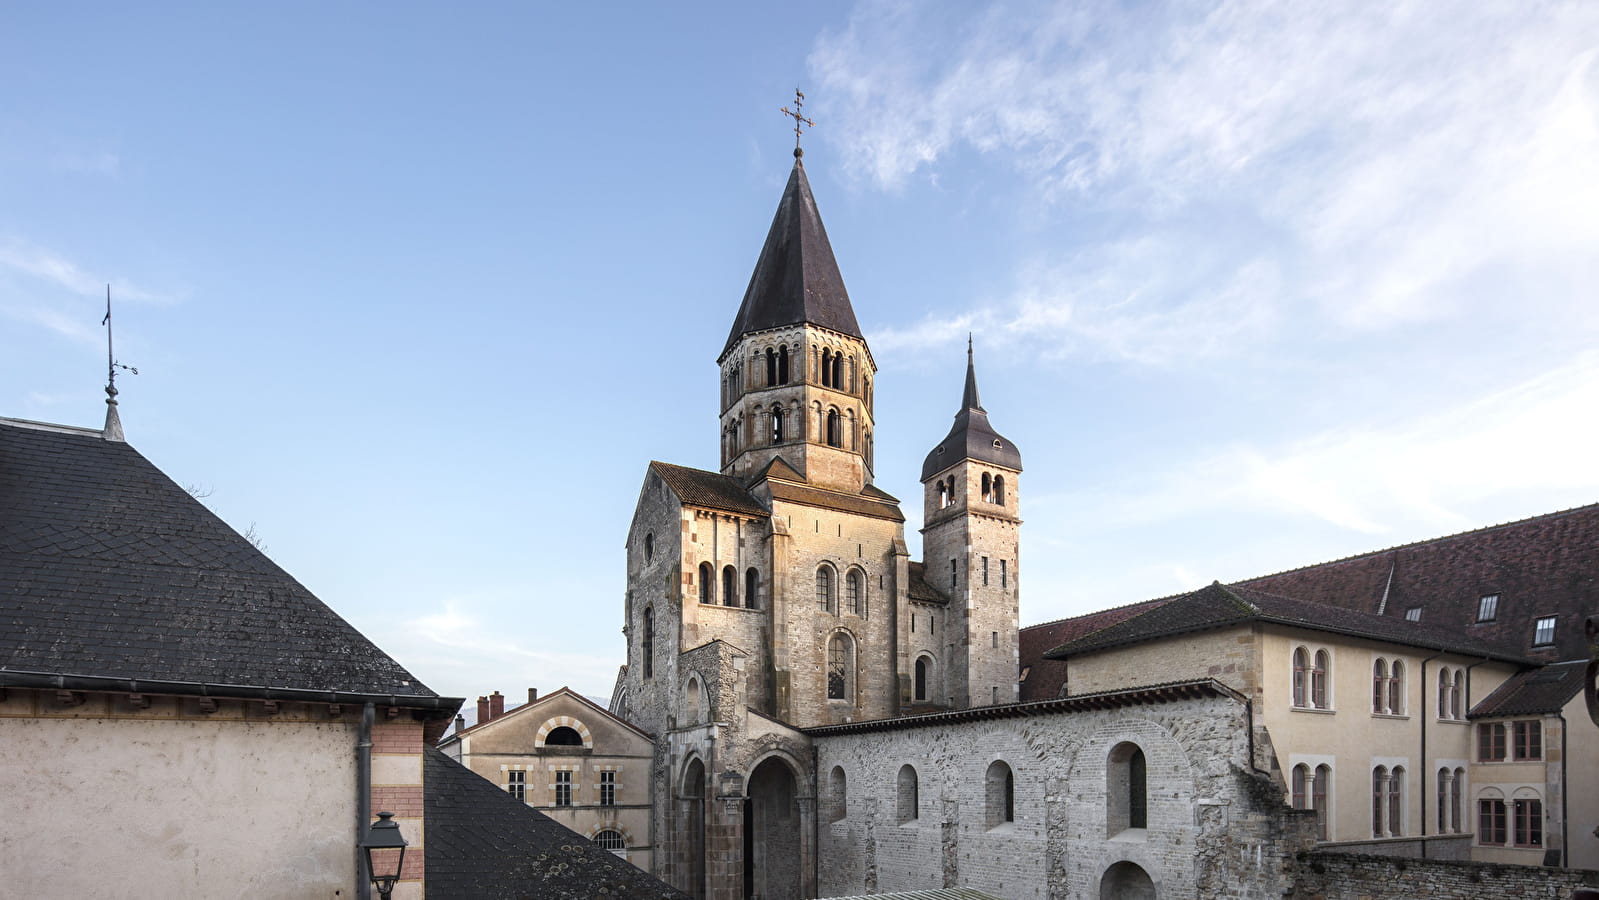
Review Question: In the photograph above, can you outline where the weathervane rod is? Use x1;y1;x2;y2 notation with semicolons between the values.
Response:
103;284;115;392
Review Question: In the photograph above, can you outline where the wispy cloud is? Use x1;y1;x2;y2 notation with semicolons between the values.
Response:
0;240;171;344
814;1;1599;363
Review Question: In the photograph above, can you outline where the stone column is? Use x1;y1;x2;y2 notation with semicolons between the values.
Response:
797;794;817;898
710;774;746;900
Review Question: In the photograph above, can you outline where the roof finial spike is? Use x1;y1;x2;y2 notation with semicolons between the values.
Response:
962;336;984;413
101;284;136;442
780;88;814;159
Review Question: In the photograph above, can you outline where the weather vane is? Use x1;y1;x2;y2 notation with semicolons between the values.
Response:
101;284;138;400
780;88;814;158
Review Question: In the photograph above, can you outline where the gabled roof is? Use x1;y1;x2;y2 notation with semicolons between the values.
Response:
439;685;653;745
720;159;862;360
649;461;768;518
423;747;688;900
906;561;947;604
0;418;440;702
767;480;905;522
921;343;1021;481
1043;582;1527;663
1239;503;1598;661
1469;660;1589;718
1018;598;1167;701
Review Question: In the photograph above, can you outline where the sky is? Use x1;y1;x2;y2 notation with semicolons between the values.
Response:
3;2;1597;705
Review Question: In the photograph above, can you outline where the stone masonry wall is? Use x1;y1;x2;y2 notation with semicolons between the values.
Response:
1293;850;1599;899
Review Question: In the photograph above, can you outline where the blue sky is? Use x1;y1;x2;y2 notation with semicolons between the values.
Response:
4;2;1597;704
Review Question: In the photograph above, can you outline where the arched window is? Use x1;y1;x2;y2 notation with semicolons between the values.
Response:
1451;767;1464;833
745;567;759;610
778;345;789;384
771;406;784;443
831;352;843;389
1371;766;1387;836
545;726;584;746
897;765;919;823
765;347;777;386
946;476;956;506
1292;764;1310;810
684;677;701;725
1312;649;1330;708
821;348;833;387
1388;767;1405;836
722;565;738;607
827;633;851;700
593;830;626;855
846;570;862;615
982;473;992;502
815;566;834;613
699;562;714;605
1389;660;1404;714
642;532;654;564
1451;670;1463;719
1313;765;1331;839
1107;742;1147;834
985;760;1015;827
641;607;653;680
938;481;950;509
1437;768;1451;833
994;475;1005;504
914;657;929;702
1372;659;1388;713
826;408;841;447
828;766;847;823
1293;647;1310;707
1438;668;1451;718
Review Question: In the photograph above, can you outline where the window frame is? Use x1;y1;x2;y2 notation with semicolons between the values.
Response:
1531;616;1556;647
554;770;573;807
507;769;526;802
1476;594;1499;623
600;770;617;807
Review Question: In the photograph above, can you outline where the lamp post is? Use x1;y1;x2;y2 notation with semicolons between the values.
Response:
360;811;408;900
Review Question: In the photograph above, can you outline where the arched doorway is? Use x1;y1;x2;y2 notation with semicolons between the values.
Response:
681;758;706;899
745;757;800;900
1100;860;1156;900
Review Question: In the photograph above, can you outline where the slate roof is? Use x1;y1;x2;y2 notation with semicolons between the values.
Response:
1239;503;1599;661
720;158;862;360
423;747;688;900
649;461;768;518
1469;660;1589;718
921;344;1022;481
1018;598;1167;701
1044;582;1528;663
0;419;441;702
906;561;947;604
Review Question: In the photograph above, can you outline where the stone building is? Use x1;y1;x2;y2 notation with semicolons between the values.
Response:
438;685;657;870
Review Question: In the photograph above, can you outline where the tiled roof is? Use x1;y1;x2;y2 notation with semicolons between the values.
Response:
649;461;768;517
1469;660;1588;718
423;747;688;900
906;561;947;604
768;480;905;522
0;419;437;699
1239;503;1599;662
1044;582;1527;662
720;158;862;360
1018;599;1168;701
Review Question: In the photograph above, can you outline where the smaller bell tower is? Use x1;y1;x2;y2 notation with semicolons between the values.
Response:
920;339;1022;707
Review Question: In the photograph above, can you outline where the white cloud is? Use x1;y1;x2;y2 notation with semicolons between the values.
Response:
0;241;171;343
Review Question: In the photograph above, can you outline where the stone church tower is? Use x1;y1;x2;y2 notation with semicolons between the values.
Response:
611;150;1022;900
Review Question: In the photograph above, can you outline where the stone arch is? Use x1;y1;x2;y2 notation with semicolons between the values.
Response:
1099;859;1158;900
985;758;1015;828
534;715;593;748
843;565;867;616
913;652;936;702
1065;717;1196;858
826;628;857;702
683;674;706;725
679;755;708;899
745;753;804;900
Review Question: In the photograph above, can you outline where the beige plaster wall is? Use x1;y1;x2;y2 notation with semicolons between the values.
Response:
0;709;359;899
1562;694;1599;869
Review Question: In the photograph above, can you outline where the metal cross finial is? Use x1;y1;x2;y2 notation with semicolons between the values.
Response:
780;88;814;158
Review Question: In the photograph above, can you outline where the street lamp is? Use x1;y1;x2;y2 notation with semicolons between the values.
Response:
360;811;408;900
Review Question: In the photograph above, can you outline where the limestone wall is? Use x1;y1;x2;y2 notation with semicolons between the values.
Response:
1293;850;1599;898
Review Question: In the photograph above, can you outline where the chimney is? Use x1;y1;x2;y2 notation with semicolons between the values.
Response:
489;690;505;720
476;696;489;724
454;714;466;734
528;688;538;705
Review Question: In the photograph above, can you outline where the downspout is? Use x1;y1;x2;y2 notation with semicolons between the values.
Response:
1417;651;1443;858
1558;711;1569;867
357;701;374;900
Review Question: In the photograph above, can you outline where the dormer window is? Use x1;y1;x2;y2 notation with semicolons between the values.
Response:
1532;616;1556;647
1404;607;1421;622
1476;594;1499;623
992;439;1002;449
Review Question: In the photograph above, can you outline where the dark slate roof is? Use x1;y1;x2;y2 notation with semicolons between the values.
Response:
1469;660;1588;718
906;561;947;604
1239;503;1599;662
720;159;862;360
1044;582;1528;662
767;480;905;522
423;747;688;900
921;345;1022;481
649;461;768;518
0;419;439;700
1018;599;1168;701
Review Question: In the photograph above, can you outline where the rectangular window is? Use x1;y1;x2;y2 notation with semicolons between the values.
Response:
982;556;989;586
950;559;957;589
1479;799;1507;845
1000;559;1008;588
555;770;572;807
1404;607;1422;622
1476;594;1499;623
1532;616;1556;646
1478;723;1506;762
910;614;915;634
507;770;526;801
1514;799;1543;847
1512;720;1542;760
991;631;999;648
600;771;617;807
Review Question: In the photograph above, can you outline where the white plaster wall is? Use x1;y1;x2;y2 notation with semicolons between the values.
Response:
1;717;359;900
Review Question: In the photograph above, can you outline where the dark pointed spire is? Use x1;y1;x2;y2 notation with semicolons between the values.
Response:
720;158;863;360
921;340;1021;481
